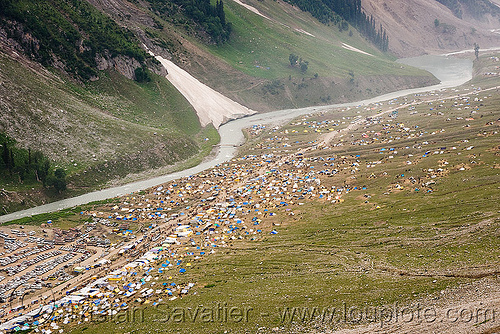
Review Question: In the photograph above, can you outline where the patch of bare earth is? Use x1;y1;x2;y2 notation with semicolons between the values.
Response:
330;277;500;334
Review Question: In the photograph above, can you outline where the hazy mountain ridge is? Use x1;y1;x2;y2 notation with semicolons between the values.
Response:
435;0;500;20
363;0;500;56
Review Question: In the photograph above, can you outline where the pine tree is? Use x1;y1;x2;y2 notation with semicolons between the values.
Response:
1;142;9;169
9;149;15;171
217;0;226;26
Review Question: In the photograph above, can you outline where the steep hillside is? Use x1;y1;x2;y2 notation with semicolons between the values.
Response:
363;0;500;57
0;44;218;214
0;0;442;114
435;0;500;20
0;0;154;80
0;0;224;213
89;0;437;112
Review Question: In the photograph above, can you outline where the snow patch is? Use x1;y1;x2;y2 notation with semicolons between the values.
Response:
151;52;255;128
232;1;315;38
232;0;271;21
295;29;315;37
342;43;373;57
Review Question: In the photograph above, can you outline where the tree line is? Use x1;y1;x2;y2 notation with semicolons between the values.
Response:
0;0;148;80
284;0;389;52
435;0;500;19
147;0;232;44
0;135;67;193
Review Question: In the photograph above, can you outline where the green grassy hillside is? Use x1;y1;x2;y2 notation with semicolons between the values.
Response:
0;0;438;214
0;50;218;214
199;0;435;109
91;0;437;111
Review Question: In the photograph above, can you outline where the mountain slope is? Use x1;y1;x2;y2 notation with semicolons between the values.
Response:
0;0;152;80
0;43;218;214
89;0;437;112
0;0;459;213
435;0;500;20
363;0;500;57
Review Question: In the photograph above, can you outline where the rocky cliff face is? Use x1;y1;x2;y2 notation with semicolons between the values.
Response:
0;21;154;82
95;53;141;80
0;22;166;82
0;21;40;59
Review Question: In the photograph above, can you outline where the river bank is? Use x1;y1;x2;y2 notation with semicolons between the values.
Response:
0;54;474;223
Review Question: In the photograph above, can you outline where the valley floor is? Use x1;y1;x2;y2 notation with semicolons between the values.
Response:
0;54;499;334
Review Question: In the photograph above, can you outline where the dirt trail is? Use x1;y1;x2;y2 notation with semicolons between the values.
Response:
320;85;500;146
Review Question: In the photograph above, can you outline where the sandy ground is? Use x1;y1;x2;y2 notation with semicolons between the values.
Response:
152;53;255;128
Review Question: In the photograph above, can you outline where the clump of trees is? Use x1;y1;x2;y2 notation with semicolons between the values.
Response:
262;79;284;95
348;69;355;84
284;0;389;52
435;0;500;19
0;0;148;80
0;135;67;193
48;168;67;193
147;0;232;44
134;66;152;83
289;54;309;73
434;19;457;34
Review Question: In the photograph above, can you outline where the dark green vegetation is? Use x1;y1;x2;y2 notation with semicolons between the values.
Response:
0;0;148;80
289;53;309;73
66;54;500;334
435;0;500;19
146;0;232;44
284;0;389;51
0;133;66;194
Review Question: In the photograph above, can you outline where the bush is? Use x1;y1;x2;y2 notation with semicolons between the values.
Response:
135;66;152;82
47;168;67;193
262;80;284;95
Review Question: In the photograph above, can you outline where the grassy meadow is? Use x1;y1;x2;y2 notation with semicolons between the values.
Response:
62;54;500;334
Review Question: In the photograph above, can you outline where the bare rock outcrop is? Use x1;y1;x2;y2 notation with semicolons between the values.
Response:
95;52;141;80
